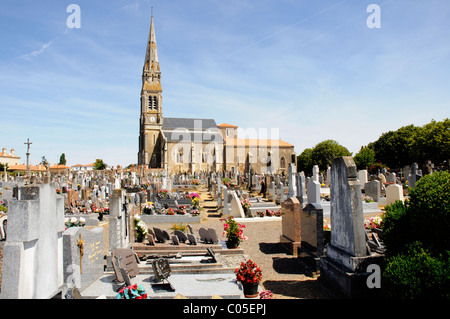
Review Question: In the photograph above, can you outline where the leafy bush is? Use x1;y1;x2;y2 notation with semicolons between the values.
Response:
407;171;450;252
382;242;450;299
381;200;411;256
381;171;450;298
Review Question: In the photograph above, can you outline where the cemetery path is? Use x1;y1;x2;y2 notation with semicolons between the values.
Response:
197;218;330;299
194;186;330;299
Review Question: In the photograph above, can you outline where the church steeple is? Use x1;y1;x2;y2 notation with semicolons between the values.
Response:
139;12;164;168
142;14;161;91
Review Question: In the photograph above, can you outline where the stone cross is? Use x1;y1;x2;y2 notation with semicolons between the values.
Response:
24;138;32;178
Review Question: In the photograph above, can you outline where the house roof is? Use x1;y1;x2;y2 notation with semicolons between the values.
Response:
217;123;238;128
8;164;47;172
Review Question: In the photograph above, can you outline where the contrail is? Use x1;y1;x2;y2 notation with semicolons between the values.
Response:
228;0;350;57
19;28;69;60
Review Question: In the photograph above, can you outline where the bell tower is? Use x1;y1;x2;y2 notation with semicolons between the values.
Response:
138;14;163;168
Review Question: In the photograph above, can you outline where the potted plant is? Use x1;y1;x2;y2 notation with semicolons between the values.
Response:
222;216;247;248
235;259;262;298
142;202;154;215
133;215;148;242
240;198;252;215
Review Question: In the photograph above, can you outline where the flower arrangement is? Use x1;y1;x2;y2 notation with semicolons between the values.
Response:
65;217;86;229
259;290;273;299
191;196;200;208
142;202;153;214
222;177;232;187
133;215;148;241
56;188;61;194
166;207;175;215
170;223;187;233
256;211;265;217
364;216;382;230
362;195;374;203
176;205;187;215
158;190;168;198
323;224;331;231
191;209;200;216
222;216;247;248
116;284;148;299
192;179;200;185
235;259;262;285
240;198;252;210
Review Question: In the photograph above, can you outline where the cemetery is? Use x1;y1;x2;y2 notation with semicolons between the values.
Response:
1;153;447;300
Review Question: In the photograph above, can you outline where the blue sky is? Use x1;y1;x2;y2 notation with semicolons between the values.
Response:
1;0;449;167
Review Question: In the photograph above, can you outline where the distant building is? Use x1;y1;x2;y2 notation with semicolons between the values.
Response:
71;163;94;171
0;148;20;166
137;15;295;174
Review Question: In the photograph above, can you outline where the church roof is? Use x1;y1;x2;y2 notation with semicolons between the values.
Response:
162;117;224;143
162;117;219;130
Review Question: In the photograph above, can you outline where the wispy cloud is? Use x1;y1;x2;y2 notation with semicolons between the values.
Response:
18;28;68;60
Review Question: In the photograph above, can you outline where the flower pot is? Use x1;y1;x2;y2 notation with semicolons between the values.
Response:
242;282;259;298
226;239;240;249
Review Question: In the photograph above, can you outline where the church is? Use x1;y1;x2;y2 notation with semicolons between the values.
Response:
137;15;295;175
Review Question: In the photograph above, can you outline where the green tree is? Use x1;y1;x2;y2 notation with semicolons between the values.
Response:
58;153;66;165
410;118;450;165
41;156;48;166
93;159;107;170
353;145;376;170
296;148;313;174
311;140;351;172
369;124;419;168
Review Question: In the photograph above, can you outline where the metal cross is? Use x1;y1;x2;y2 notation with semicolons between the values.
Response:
77;234;85;274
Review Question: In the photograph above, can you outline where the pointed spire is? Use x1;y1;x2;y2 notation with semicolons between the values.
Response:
144;14;159;72
143;11;161;91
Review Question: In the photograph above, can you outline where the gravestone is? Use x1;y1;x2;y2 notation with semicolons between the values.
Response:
295;172;307;207
320;157;382;298
385;172;396;184
307;179;320;204
63;227;104;291
222;187;231;215
386;184;404;205
108;189;130;251
358;170;368;189
364;180;380;202
229;191;245;218
287;163;297;198
0;184;65;299
300;203;324;273
276;182;285;204
111;248;140;282
280;197;301;257
407;162;422;188
268;181;275;201
300;203;324;258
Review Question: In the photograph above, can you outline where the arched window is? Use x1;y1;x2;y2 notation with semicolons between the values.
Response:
153;96;158;110
280;156;286;169
148;96;152;111
176;148;183;164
